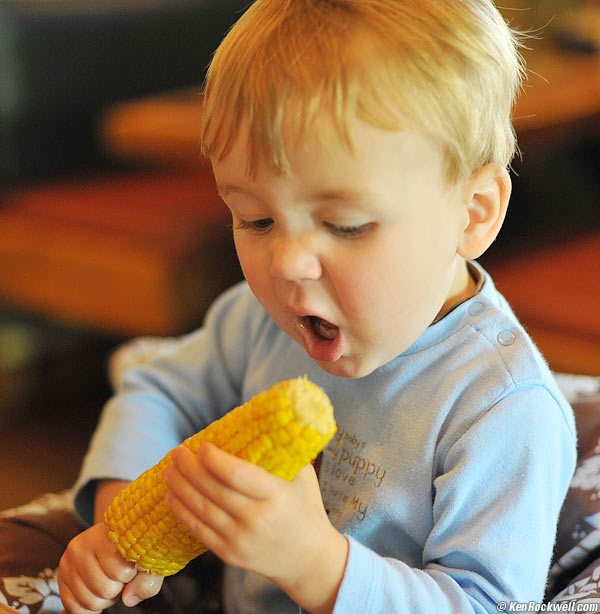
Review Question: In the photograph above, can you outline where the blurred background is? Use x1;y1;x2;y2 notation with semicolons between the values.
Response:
1;0;599;510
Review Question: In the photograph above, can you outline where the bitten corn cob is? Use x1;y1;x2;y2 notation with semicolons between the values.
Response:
104;377;336;576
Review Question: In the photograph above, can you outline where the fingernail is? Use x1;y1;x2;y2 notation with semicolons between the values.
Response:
124;595;141;607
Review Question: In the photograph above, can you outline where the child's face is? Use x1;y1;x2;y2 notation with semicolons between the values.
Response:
212;120;472;378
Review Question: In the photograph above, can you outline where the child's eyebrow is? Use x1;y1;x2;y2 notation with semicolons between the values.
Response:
218;185;368;200
308;188;384;212
216;184;257;201
217;184;378;210
310;188;370;203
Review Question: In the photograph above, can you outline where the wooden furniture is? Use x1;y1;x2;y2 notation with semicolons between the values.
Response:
513;46;600;150
100;88;206;169
100;45;600;165
0;171;241;337
487;232;600;376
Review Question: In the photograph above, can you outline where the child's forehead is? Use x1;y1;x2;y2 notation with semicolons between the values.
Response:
211;116;450;197
210;98;419;180
221;115;366;175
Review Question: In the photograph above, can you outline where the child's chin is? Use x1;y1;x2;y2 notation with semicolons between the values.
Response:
314;354;376;380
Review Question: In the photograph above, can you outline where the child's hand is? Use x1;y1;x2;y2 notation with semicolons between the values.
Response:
164;443;348;613
58;522;164;614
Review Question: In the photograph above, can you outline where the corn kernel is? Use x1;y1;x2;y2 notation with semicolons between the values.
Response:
104;377;336;576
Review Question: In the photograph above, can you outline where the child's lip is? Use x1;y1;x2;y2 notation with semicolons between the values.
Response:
294;314;345;363
285;303;337;322
285;306;338;333
285;303;322;318
283;304;346;361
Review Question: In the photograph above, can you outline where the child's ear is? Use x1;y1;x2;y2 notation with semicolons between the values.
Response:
457;165;511;260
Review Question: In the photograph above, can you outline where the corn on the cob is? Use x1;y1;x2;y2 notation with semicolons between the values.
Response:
104;377;336;576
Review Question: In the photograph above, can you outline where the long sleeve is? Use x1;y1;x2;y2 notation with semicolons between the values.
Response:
73;282;267;525
333;386;576;613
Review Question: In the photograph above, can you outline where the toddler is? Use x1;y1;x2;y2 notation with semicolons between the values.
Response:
58;1;577;613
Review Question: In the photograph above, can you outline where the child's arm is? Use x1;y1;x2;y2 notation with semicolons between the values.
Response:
327;388;575;613
58;480;165;614
93;480;130;523
164;443;349;614
64;287;267;612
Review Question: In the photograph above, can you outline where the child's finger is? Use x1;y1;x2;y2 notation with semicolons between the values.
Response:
193;442;283;498
121;572;164;607
58;554;113;611
166;488;228;553
165;460;237;527
94;525;138;585
167;446;252;517
293;462;321;490
97;555;137;586
59;584;102;614
75;556;124;602
58;573;116;614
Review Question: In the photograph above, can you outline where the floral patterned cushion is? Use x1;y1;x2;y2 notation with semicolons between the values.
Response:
0;491;223;614
551;558;600;607
547;374;600;602
0;492;79;613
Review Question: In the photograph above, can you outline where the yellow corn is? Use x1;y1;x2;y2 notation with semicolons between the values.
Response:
104;377;336;576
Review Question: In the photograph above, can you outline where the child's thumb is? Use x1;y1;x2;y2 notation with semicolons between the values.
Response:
121;572;164;607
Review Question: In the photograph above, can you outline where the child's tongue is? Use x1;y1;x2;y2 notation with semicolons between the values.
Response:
299;315;344;363
312;316;339;340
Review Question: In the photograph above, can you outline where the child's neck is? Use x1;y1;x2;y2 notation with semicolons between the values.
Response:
433;259;478;324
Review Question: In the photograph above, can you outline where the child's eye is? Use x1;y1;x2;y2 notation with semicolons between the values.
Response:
324;222;374;238
235;218;274;232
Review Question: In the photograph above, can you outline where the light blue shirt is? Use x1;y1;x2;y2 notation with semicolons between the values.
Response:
74;262;576;613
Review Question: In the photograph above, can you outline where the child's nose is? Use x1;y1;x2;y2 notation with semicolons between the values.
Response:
270;235;322;281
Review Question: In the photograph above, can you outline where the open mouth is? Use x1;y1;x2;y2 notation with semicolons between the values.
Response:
294;313;345;363
308;315;339;341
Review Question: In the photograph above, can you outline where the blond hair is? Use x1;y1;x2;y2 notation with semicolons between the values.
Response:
201;0;525;185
